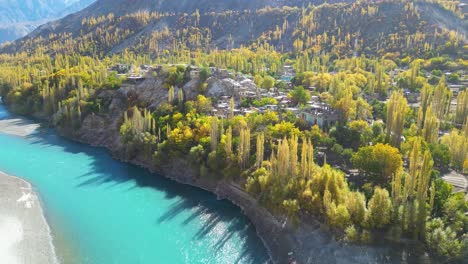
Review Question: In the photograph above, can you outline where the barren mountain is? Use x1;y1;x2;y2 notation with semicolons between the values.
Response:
0;0;95;43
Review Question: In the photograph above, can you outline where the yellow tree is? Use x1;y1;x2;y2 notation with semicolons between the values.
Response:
417;83;433;131
432;76;452;120
441;129;468;170
289;135;299;177
421;106;439;144
276;138;290;177
386;90;408;147
210;116;219;151
351;143;403;184
238;125;251;169
455;90;468;125
225;126;233;158
399;137;434;239
255;133;265;168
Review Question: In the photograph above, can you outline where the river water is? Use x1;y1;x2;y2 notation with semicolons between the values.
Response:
0;104;270;263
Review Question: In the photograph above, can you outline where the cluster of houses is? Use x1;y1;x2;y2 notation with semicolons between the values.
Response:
206;66;341;129
107;63;341;129
107;61;466;132
108;63;151;82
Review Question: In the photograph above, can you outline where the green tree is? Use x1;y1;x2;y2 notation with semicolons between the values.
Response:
262;76;275;89
367;187;392;229
289;86;311;105
199;67;211;82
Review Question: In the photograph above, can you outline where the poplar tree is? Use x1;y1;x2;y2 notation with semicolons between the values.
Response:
416;149;433;239
464;117;468;138
255;133;265;168
168;86;175;103
441;129;468;169
225;126;233;158
408;61;420;91
229;97;235;119
455;90;468;125
432;76;452;120
398;137;434;239
306;139;314;178
422;106;439;144
417;83;433;131
367;187;392;229
177;88;184;109
277;138;290;177
386;90;408;147
289;135;298;177
210;116;219;151
238;126;251;169
300;138;308;178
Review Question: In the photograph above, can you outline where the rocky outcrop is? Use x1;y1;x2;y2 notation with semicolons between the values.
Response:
216;182;294;263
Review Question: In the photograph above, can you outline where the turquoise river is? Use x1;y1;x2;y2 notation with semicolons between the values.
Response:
0;104;270;263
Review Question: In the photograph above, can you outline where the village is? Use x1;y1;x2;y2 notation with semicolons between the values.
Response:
109;61;468;201
110;62;467;131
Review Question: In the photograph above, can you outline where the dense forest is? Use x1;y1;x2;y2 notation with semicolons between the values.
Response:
0;0;467;261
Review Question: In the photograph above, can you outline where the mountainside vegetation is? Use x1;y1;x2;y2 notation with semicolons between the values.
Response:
0;0;467;262
3;0;467;59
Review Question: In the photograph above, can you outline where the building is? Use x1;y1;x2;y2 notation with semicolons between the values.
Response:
210;67;231;79
449;85;464;96
280;65;295;83
299;103;340;129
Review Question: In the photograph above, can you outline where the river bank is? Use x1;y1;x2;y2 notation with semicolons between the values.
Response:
0;110;58;263
0;105;271;263
63;114;435;263
0;102;440;263
0;171;59;264
0;117;40;137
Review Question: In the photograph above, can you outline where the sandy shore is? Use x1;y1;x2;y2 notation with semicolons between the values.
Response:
0;171;59;264
0;118;39;137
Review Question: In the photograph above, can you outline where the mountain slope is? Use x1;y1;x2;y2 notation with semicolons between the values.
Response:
0;0;95;43
2;0;466;58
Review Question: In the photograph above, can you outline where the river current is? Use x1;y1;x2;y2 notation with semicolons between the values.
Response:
0;104;270;264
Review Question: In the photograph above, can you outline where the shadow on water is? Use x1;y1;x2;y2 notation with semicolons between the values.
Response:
24;130;270;264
